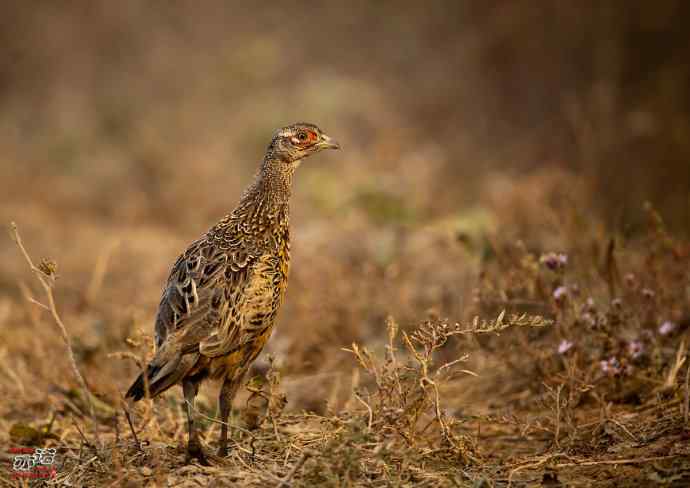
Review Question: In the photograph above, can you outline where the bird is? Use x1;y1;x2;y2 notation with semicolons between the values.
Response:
125;122;340;463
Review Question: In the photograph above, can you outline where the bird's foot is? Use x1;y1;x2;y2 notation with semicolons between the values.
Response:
186;441;210;466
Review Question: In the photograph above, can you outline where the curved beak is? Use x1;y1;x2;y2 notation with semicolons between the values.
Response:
317;134;341;150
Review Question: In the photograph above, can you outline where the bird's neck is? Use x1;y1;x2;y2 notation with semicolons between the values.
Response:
234;157;294;223
257;155;295;203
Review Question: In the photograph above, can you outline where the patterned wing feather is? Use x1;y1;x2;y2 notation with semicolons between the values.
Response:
154;237;255;357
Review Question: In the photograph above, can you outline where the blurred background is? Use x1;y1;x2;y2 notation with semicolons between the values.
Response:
0;1;688;408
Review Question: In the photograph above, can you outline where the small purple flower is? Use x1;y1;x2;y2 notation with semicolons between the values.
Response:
600;357;622;376
553;286;568;302
658;321;676;336
540;253;557;270
558;339;574;354
627;340;644;359
624;273;636;287
540;252;568;271
581;312;597;327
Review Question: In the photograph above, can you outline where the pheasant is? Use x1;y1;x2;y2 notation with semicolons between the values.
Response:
125;123;340;463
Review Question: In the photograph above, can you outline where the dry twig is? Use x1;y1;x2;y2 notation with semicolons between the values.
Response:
275;452;311;488
9;222;102;448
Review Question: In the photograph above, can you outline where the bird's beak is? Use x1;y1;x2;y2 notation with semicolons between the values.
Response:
317;134;341;150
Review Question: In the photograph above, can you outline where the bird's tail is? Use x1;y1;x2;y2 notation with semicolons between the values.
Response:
125;364;162;401
125;353;197;402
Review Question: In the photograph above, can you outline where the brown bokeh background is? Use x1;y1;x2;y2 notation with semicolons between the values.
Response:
1;0;689;434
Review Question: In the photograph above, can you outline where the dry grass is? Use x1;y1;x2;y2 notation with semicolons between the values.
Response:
1;2;689;487
2;190;688;487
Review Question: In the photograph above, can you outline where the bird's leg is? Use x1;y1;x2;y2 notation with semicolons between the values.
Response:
183;378;209;465
217;373;244;457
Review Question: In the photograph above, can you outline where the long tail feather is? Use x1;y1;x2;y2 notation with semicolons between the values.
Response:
125;364;161;401
125;353;199;402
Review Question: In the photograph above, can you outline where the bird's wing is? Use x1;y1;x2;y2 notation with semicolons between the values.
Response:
154;233;256;358
126;228;260;400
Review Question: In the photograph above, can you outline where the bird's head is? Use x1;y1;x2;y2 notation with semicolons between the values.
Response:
267;123;340;167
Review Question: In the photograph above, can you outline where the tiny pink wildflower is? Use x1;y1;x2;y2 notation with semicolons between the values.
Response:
658;321;676;336
600;357;622;376
558;339;574;355
553;286;568;302
581;312;597;327
624;273;636;287
540;252;568;271
627;340;644;359
642;288;655;299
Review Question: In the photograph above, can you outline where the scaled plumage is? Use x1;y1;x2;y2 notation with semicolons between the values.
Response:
125;123;340;462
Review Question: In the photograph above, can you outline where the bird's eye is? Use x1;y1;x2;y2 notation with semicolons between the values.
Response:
290;130;316;146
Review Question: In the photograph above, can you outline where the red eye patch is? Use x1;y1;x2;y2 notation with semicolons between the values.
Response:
293;130;318;145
